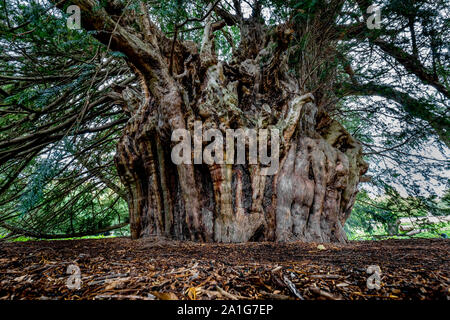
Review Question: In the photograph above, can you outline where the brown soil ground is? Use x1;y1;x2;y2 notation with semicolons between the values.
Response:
0;238;448;300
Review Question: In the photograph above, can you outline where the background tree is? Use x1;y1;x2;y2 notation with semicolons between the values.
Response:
0;0;448;242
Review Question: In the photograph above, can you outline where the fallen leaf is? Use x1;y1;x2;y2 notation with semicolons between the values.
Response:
186;287;197;300
336;282;349;288
151;291;178;300
13;275;27;282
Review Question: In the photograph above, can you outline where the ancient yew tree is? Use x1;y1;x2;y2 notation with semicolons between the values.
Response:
0;1;448;242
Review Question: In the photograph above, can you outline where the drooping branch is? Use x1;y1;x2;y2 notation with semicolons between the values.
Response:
337;81;449;147
53;0;169;91
371;39;449;98
0;221;129;239
346;0;449;98
75;154;127;200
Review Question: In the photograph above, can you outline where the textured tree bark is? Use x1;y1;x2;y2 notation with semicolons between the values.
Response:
115;92;367;243
109;5;368;243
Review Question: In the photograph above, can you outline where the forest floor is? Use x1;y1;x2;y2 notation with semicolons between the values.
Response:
0;238;448;300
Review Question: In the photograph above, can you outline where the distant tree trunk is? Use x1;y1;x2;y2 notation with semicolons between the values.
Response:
109;6;368;243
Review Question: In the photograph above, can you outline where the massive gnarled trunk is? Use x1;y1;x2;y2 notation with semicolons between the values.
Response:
109;4;368;243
